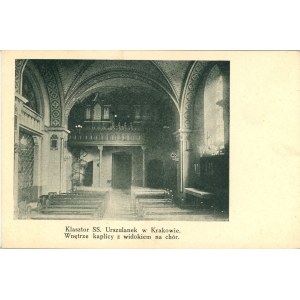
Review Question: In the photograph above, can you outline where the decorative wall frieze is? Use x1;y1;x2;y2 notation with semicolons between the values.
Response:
152;61;194;103
38;62;62;127
151;61;179;101
181;61;209;130
15;60;27;94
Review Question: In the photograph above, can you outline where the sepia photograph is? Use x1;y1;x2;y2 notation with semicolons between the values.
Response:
1;4;299;300
14;59;230;222
2;50;299;249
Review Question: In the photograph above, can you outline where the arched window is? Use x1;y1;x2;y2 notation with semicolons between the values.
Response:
93;103;102;120
22;72;40;114
85;106;91;120
203;65;224;155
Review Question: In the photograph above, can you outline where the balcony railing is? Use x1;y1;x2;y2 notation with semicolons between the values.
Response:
68;123;145;144
19;105;42;133
81;121;143;132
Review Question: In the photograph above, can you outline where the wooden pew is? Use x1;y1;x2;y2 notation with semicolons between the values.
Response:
184;188;216;210
30;190;110;219
131;188;173;218
133;188;226;220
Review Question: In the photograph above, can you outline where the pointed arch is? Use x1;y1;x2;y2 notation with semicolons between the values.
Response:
64;69;180;120
203;64;225;154
180;61;209;130
37;61;64;127
15;59;28;94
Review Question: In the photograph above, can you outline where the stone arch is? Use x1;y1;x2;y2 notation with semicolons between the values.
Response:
178;61;230;192
15;59;28;94
21;61;51;126
192;62;230;151
180;61;210;130
64;69;180;122
36;61;64;127
16;60;63;127
150;61;179;101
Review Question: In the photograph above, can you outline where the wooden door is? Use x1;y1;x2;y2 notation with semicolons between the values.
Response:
112;152;132;189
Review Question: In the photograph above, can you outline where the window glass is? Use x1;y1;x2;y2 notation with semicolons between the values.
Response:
203;65;224;155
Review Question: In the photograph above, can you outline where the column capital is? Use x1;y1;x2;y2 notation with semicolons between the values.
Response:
141;145;147;151
97;145;104;151
64;153;72;161
46;127;70;140
174;129;193;141
32;135;42;146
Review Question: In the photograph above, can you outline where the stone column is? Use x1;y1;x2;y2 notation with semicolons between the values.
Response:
60;137;64;192
176;130;193;193
64;151;73;192
141;146;146;187
46;128;70;193
14;94;27;218
32;136;42;198
98;145;103;187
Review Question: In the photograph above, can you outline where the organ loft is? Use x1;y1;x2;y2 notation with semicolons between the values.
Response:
14;59;230;221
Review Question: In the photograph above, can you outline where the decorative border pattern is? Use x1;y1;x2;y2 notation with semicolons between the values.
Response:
181;61;208;130
15;59;27;94
38;62;62;127
151;61;179;101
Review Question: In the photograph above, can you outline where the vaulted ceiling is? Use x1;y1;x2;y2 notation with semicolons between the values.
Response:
32;59;194;105
18;59;224;129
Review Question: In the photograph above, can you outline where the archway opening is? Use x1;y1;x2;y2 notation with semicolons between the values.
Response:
67;84;179;191
190;63;229;213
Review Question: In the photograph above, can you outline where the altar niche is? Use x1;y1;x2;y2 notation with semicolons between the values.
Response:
112;152;132;189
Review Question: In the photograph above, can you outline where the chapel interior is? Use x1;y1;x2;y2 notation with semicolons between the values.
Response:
14;59;230;221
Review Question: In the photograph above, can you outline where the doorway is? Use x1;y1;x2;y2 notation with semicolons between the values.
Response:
112;152;132;189
83;161;93;186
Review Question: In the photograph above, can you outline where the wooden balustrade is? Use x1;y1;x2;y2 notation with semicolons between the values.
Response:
68;128;145;145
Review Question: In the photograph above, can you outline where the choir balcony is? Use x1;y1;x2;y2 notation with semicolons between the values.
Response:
19;104;42;134
68;122;146;146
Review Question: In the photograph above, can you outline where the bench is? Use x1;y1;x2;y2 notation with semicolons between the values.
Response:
30;191;110;219
184;188;216;210
131;188;173;217
131;188;169;200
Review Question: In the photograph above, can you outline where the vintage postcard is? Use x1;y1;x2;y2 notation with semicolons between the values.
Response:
1;51;300;248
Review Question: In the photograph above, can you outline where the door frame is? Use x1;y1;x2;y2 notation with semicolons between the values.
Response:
112;151;132;189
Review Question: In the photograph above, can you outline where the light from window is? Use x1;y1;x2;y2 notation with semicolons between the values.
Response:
203;65;224;156
93;103;101;120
